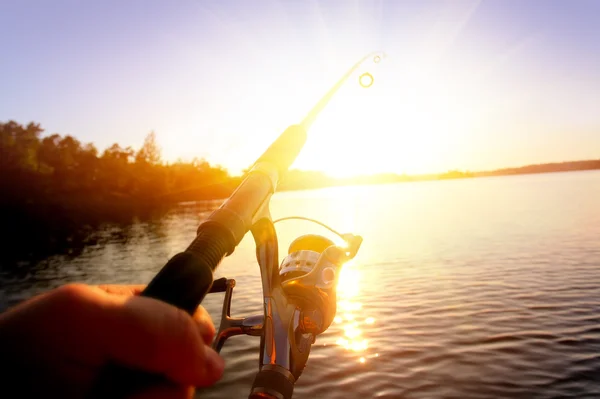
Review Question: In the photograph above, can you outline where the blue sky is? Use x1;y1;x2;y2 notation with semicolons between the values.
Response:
1;0;599;175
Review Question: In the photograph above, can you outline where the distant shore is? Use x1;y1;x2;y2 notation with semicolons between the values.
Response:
278;159;600;191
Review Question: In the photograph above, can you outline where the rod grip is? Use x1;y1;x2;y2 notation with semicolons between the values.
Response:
90;226;232;397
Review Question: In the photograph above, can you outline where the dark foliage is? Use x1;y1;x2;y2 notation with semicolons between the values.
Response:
0;121;239;266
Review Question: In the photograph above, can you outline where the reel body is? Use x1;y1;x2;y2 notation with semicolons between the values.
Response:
209;217;362;399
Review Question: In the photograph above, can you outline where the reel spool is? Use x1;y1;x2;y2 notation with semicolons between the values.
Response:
277;233;352;335
279;234;336;283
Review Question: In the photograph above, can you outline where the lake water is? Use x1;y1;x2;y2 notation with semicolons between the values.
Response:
1;171;600;398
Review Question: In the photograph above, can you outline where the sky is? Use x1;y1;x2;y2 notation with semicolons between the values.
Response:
1;0;599;176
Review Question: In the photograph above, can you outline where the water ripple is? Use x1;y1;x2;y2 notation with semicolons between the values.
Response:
1;172;600;398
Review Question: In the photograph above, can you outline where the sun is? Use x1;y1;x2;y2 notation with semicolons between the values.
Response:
291;66;461;177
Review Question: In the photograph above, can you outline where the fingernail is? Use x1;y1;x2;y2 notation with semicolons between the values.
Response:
204;347;225;380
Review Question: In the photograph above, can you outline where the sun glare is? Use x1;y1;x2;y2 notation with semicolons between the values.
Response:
209;53;474;178
291;57;470;178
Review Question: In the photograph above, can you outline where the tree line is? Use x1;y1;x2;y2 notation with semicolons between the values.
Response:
0;120;239;265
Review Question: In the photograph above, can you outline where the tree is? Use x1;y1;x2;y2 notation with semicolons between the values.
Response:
38;134;62;172
102;143;134;163
57;135;82;171
135;131;161;165
0;121;43;171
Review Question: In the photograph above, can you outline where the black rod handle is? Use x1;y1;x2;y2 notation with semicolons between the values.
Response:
90;226;232;397
141;225;232;312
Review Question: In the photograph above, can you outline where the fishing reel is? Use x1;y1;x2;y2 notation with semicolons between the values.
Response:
208;216;362;399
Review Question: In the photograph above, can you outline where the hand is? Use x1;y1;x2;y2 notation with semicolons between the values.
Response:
0;283;224;398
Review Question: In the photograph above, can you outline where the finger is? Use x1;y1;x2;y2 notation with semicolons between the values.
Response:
191;306;215;346
98;286;216;345
129;383;195;399
101;294;224;387
97;285;147;297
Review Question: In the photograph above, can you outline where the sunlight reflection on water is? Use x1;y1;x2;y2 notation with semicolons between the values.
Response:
335;262;373;362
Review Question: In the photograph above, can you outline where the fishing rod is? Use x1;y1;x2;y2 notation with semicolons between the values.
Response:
95;51;384;399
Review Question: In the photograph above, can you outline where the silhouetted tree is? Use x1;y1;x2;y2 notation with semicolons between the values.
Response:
135;131;161;165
